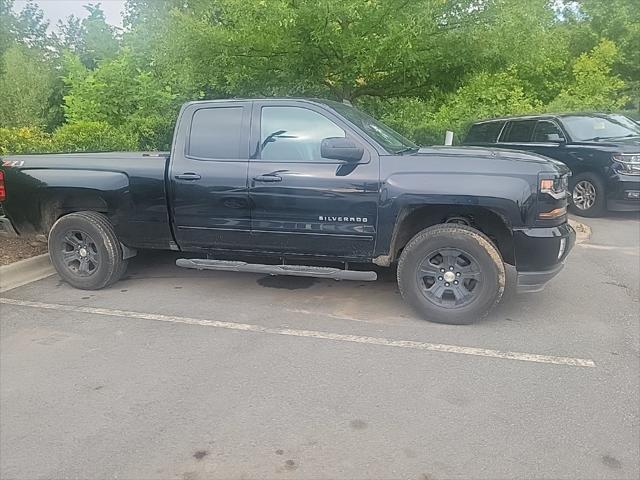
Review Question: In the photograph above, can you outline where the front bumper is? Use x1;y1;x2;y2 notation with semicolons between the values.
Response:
517;263;565;293
513;223;575;293
606;173;640;211
0;215;18;237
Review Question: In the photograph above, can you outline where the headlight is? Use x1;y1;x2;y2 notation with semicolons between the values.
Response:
613;153;640;175
539;175;568;199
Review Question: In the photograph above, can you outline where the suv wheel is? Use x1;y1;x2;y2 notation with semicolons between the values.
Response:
570;172;606;217
397;224;505;325
48;211;128;290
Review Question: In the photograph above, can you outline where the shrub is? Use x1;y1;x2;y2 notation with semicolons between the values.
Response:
0;122;137;155
51;121;138;152
0;127;53;155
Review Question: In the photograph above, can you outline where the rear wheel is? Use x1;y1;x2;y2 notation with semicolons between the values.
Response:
397;224;505;325
570;172;606;217
48;211;127;290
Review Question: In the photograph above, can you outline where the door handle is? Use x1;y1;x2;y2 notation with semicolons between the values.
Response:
253;174;282;183
175;172;201;181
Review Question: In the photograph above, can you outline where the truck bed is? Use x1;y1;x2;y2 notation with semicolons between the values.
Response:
1;152;175;250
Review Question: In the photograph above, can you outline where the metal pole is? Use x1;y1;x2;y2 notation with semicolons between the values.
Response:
444;131;454;146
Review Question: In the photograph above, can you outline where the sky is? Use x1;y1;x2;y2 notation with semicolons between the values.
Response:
13;0;126;28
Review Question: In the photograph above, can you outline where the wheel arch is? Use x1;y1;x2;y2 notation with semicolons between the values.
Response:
39;189;112;235
377;204;515;266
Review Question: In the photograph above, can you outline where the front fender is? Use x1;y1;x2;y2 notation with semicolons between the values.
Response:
375;171;535;256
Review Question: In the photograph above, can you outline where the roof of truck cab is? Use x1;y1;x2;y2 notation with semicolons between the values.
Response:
183;98;351;112
185;97;336;105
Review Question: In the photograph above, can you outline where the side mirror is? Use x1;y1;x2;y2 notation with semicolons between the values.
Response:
321;137;364;162
546;133;565;143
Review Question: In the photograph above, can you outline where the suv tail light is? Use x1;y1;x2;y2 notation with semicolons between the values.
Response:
0;171;5;202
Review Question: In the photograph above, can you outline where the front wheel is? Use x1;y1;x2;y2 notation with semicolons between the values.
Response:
569;172;606;217
48;211;127;290
397;224;505;325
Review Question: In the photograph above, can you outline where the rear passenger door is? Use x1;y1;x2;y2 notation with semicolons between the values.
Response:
498;119;537;149
169;101;252;251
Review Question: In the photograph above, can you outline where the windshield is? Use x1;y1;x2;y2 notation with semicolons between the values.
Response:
561;115;640;141
320;100;418;153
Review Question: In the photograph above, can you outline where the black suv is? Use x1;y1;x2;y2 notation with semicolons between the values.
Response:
464;113;640;217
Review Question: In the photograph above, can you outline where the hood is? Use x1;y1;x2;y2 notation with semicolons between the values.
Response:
571;135;640;152
415;146;570;174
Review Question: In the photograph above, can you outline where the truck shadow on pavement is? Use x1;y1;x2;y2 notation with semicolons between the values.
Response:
117;250;527;328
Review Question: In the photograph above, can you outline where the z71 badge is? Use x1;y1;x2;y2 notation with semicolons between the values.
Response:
2;160;24;167
319;216;368;223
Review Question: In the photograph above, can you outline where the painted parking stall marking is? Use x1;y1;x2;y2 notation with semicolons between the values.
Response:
0;297;596;368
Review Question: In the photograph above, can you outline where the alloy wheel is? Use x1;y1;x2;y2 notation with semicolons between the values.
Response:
416;248;482;308
60;230;100;277
572;180;597;210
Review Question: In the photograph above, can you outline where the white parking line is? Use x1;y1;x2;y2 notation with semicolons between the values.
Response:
578;243;640;256
0;297;596;368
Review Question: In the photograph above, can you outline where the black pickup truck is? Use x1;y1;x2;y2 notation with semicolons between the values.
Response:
0;98;575;324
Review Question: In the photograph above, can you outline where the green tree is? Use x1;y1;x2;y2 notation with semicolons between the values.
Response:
63;50;179;149
0;43;56;127
146;0;528;101
0;0;13;70
11;0;51;51
55;4;120;69
548;39;628;112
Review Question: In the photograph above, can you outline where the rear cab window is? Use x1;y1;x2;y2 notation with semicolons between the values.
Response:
188;106;246;160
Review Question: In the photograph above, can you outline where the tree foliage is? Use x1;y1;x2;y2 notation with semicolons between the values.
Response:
0;0;637;152
549;39;628;112
0;43;56;128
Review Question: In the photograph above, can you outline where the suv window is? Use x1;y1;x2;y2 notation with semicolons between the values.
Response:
561;115;640;141
533;120;565;142
260;106;345;162
466;121;505;143
501;120;536;143
189;107;244;159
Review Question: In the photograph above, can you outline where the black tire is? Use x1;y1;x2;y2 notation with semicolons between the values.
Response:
569;172;606;217
48;211;127;290
397;224;505;325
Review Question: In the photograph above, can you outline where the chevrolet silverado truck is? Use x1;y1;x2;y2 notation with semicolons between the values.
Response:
0;98;575;324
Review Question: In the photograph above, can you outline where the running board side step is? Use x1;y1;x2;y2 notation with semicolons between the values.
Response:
176;258;377;281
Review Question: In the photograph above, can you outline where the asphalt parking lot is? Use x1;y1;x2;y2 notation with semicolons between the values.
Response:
1;213;638;480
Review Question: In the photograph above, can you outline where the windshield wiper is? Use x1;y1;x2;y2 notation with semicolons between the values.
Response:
394;146;420;155
607;133;639;139
582;133;638;141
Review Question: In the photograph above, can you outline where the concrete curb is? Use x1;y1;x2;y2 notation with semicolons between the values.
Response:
568;218;592;244
0;253;55;293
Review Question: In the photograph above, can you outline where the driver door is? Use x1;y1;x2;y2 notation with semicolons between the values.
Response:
247;101;380;259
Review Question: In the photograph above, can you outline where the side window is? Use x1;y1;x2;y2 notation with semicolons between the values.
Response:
466;121;505;143
260;106;345;162
533;120;565;142
501;120;536;143
188;107;244;159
